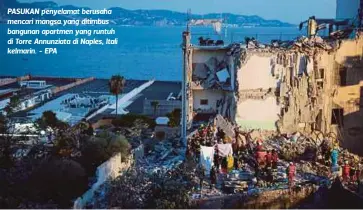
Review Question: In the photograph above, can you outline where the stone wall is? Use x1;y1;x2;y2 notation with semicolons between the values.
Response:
73;153;133;209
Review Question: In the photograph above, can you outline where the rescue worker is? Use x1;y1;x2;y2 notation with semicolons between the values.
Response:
342;160;351;183
198;164;206;192
210;166;217;189
265;150;272;168
255;164;262;182
357;163;362;192
255;142;265;166
331;148;339;167
271;149;279;170
351;163;357;183
286;162;296;188
221;156;228;174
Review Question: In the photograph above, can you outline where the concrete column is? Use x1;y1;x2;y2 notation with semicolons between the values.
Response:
181;31;191;146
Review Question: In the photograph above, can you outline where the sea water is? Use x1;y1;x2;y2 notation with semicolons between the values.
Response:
0;25;302;81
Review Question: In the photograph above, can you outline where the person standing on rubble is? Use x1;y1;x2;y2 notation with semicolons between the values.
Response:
213;143;220;172
217;128;225;141
351;162;358;183
265;150;272;168
342;160;351;183
331;147;339;167
286;162;296;188
357;163;362;192
210;166;217;189
272;149;279;170
197;164;206;192
255;142;265;167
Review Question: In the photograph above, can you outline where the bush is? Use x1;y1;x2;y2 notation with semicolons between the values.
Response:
80;132;131;174
112;113;156;129
166;108;181;128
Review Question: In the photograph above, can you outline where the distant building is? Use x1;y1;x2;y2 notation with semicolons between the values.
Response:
336;0;363;20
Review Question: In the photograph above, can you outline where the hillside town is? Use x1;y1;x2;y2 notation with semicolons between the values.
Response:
1;0;363;209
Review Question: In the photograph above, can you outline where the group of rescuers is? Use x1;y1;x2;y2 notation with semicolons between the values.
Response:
189;124;362;192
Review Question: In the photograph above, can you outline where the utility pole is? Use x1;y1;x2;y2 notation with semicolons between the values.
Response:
181;28;191;147
181;9;192;147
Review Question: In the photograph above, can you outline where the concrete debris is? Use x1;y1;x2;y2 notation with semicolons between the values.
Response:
192;57;231;90
137;138;185;173
214;114;235;138
188;120;363;201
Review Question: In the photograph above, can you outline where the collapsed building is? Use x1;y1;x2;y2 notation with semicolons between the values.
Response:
182;30;363;156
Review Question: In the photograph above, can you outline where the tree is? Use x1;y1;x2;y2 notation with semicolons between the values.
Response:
112;113;156;129
167;108;181;127
150;101;159;117
0;114;15;168
4;95;20;115
109;75;126;116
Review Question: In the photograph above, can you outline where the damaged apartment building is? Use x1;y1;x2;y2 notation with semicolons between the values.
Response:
182;26;363;155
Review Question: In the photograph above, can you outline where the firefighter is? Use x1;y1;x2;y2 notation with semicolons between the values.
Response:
286;162;296;188
210;166;217;189
271;149;279;170
265;150;273;168
342;160;351;183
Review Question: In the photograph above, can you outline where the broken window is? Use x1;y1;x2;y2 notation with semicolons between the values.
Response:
315;68;324;79
331;108;344;126
200;99;208;105
339;67;347;86
317;81;324;89
315;110;323;131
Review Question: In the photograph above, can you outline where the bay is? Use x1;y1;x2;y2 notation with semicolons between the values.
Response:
0;25;303;81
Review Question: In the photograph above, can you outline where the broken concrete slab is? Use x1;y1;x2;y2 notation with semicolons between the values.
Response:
216;68;230;83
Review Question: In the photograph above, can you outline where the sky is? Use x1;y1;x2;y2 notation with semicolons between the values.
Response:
18;0;336;24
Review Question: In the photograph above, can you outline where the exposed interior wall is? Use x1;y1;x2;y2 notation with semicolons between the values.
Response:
238;53;279;90
236;96;280;130
332;36;363;155
193;89;224;112
188;47;236;125
192;50;227;63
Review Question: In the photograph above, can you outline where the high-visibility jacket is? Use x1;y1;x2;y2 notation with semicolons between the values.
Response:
266;153;272;164
287;164;296;177
227;155;234;172
272;153;278;163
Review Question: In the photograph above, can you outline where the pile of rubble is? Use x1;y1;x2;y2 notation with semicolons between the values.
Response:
137;138;185;173
188;118;363;201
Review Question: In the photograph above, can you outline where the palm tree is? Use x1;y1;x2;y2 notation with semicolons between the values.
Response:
109;75;126;116
150;101;159;117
